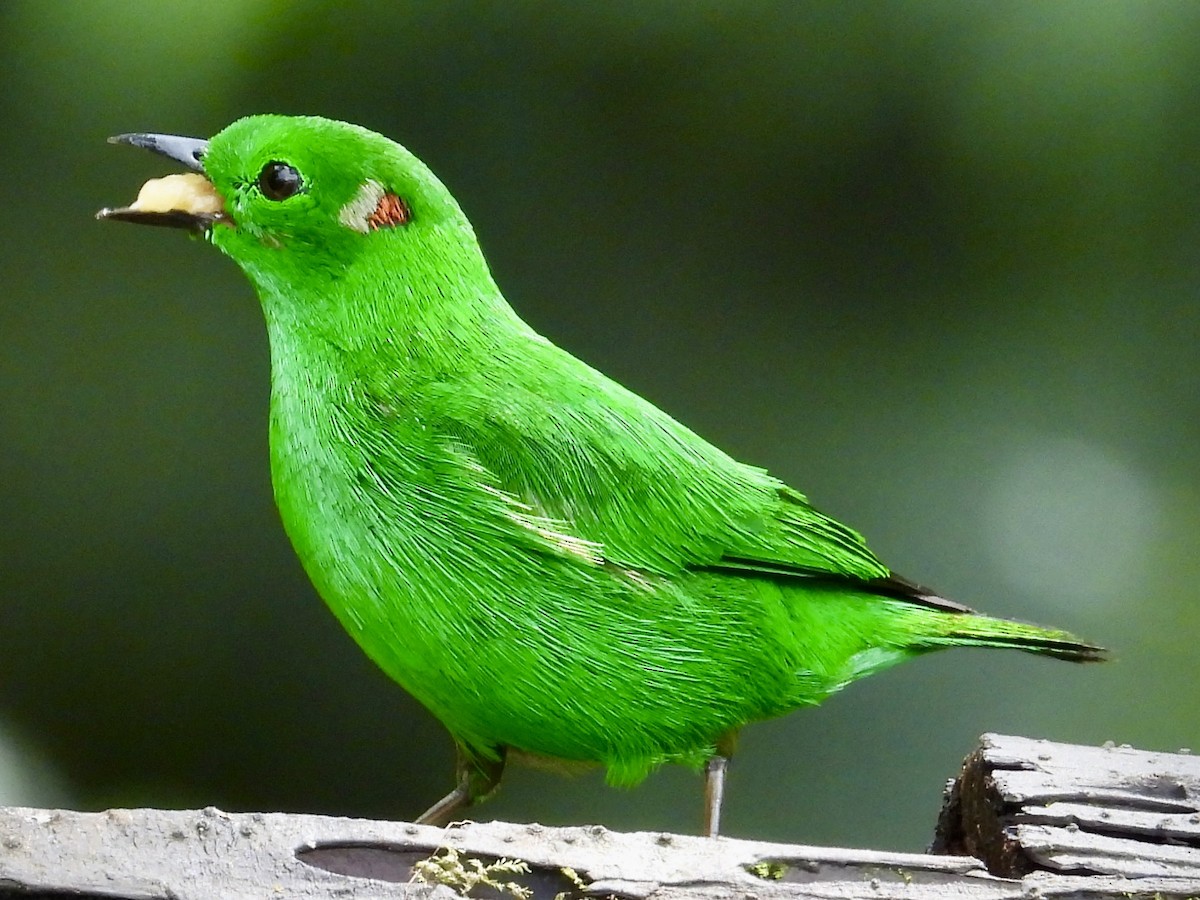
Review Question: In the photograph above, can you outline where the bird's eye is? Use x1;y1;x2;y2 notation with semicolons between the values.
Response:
258;161;303;201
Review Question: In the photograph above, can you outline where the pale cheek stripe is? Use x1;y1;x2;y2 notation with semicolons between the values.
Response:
338;179;387;233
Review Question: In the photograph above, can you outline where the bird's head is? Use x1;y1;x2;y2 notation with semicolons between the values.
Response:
99;115;501;342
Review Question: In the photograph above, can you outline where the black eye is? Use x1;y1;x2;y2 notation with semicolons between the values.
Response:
258;161;303;201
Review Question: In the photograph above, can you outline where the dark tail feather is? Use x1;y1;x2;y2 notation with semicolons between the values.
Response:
942;628;1108;662
875;572;1107;663
925;613;1108;662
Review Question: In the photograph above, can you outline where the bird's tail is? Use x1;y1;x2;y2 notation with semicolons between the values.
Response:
914;609;1107;663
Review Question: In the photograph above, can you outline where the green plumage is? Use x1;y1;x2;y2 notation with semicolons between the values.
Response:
101;114;1103;829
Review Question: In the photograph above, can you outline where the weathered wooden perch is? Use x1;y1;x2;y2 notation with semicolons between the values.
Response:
934;732;1200;881
0;734;1196;900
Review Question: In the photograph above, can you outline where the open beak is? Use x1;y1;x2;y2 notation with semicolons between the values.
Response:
97;132;227;231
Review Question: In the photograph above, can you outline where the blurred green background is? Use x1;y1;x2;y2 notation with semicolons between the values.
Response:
1;0;1197;850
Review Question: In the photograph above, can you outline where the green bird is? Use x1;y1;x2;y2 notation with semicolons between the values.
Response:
99;114;1104;836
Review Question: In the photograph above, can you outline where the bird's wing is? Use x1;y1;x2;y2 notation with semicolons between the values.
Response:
403;342;957;605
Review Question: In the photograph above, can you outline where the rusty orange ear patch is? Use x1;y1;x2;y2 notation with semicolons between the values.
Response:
338;180;412;233
367;192;411;230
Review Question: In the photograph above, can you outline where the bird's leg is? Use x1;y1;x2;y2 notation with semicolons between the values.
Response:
703;732;739;837
703;754;729;837
416;746;506;827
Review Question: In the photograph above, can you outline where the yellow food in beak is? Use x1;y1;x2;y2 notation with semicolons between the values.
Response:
129;173;223;215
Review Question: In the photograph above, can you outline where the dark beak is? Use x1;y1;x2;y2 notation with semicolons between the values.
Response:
107;133;209;171
97;132;225;231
